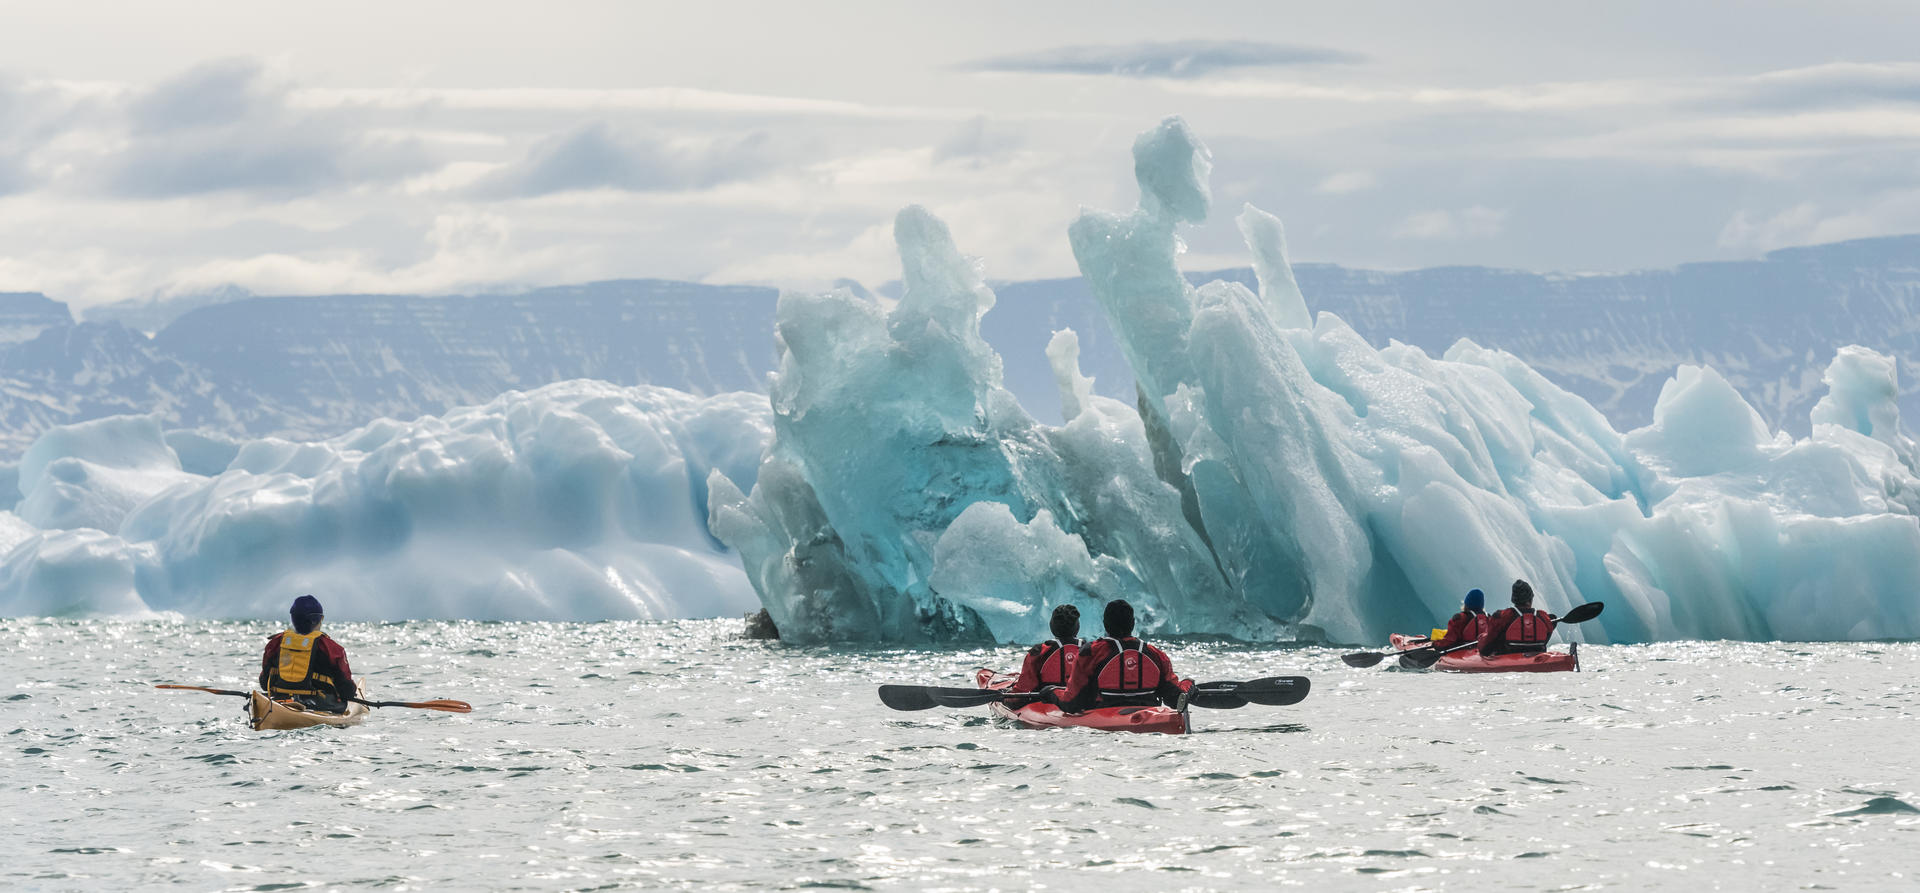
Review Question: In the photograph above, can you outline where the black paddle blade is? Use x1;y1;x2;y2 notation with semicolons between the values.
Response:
1560;601;1604;624
1399;648;1446;669
1188;676;1311;708
1341;651;1391;668
1233;676;1311;706
1185;689;1250;709
877;685;1011;711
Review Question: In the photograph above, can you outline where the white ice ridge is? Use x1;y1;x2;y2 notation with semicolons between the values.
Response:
714;116;1920;645
0;381;772;620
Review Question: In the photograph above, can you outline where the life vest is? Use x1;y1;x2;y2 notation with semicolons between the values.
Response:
1094;638;1164;698
268;630;339;697
1032;638;1080;687
1443;610;1489;646
1493;609;1554;652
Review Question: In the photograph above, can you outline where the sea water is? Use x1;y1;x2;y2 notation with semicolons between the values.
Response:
4;619;1917;891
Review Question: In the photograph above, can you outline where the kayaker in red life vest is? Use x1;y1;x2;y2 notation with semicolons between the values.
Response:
1479;579;1558;656
1057;599;1192;712
260;595;358;713
1431;588;1490;650
1012;605;1082;694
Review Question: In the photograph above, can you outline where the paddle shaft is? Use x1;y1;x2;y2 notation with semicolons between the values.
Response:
879;676;1308;712
156;685;471;713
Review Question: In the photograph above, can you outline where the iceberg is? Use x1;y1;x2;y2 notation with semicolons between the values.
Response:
707;207;1275;644
0;381;772;621
6;116;1919;643
716;116;1920;645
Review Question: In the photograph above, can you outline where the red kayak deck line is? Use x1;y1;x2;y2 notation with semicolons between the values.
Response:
974;669;1189;734
1389;634;1579;673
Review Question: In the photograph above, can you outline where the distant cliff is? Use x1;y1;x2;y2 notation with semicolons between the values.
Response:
0;235;1916;458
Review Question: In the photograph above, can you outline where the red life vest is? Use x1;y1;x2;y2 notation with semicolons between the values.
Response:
1492;609;1554;651
1094;638;1164;696
1033;639;1080;687
1445;610;1489;645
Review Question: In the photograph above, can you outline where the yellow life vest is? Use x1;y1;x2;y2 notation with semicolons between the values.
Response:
269;629;337;696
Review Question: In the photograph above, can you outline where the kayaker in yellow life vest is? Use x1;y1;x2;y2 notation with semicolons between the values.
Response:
260;595;358;713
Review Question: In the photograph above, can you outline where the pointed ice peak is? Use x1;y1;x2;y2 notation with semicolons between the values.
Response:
892;204;996;334
1237;203;1311;330
1132;116;1212;225
1811;346;1920;472
1046;329;1095;422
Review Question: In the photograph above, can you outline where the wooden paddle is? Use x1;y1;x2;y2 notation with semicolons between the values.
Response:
155;684;472;713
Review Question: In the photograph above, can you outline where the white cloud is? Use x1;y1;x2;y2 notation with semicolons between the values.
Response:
1391;206;1507;241
1315;170;1377;194
1716;202;1897;254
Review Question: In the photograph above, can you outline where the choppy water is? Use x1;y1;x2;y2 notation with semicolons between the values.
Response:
4;619;1918;891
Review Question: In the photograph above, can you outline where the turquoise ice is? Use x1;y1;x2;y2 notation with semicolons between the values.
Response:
717;117;1920;645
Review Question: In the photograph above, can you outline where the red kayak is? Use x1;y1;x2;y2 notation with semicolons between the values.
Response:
1389;634;1578;673
973;668;1189;734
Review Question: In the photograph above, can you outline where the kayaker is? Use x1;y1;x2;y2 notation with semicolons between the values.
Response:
1479;579;1557;656
1058;599;1191;712
260;595;358;713
1430;589;1490;650
1011;605;1083;694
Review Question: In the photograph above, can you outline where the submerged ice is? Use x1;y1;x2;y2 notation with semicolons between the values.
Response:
713;117;1920;645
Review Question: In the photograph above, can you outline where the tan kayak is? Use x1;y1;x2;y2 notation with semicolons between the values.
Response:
248;690;370;731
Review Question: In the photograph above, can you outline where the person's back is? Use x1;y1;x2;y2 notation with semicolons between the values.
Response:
1480;580;1557;656
1058;600;1190;712
260;594;358;713
1012;605;1083;693
1432;589;1489;649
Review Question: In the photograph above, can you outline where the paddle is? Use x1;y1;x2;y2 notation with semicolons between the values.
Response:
349;696;473;714
1184;676;1312;710
1398;601;1606;670
877;685;1043;711
877;676;1311;712
155;684;472;713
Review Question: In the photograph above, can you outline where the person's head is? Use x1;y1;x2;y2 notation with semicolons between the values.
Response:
1102;599;1136;638
1049;604;1081;640
1463;589;1485;613
290;594;324;634
1510;579;1534;608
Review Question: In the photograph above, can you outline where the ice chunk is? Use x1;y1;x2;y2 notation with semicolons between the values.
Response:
711;204;1272;644
1626;365;1778;476
1810;345;1919;473
165;429;242;476
0;381;772;621
16;415;200;533
1236;204;1311;330
0;528;155;618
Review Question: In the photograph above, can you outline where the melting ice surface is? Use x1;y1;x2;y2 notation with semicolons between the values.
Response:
0;382;769;620
712;117;1920;645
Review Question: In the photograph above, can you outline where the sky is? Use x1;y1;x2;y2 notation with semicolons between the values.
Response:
3;0;1920;306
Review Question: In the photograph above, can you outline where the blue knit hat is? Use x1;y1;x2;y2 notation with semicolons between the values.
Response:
290;594;323;625
1464;589;1485;612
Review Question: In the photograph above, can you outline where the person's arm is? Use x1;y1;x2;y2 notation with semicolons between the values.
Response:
1058;640;1104;712
259;636;278;689
323;639;357;700
1010;646;1045;693
1148;644;1190;705
1480;611;1515;657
